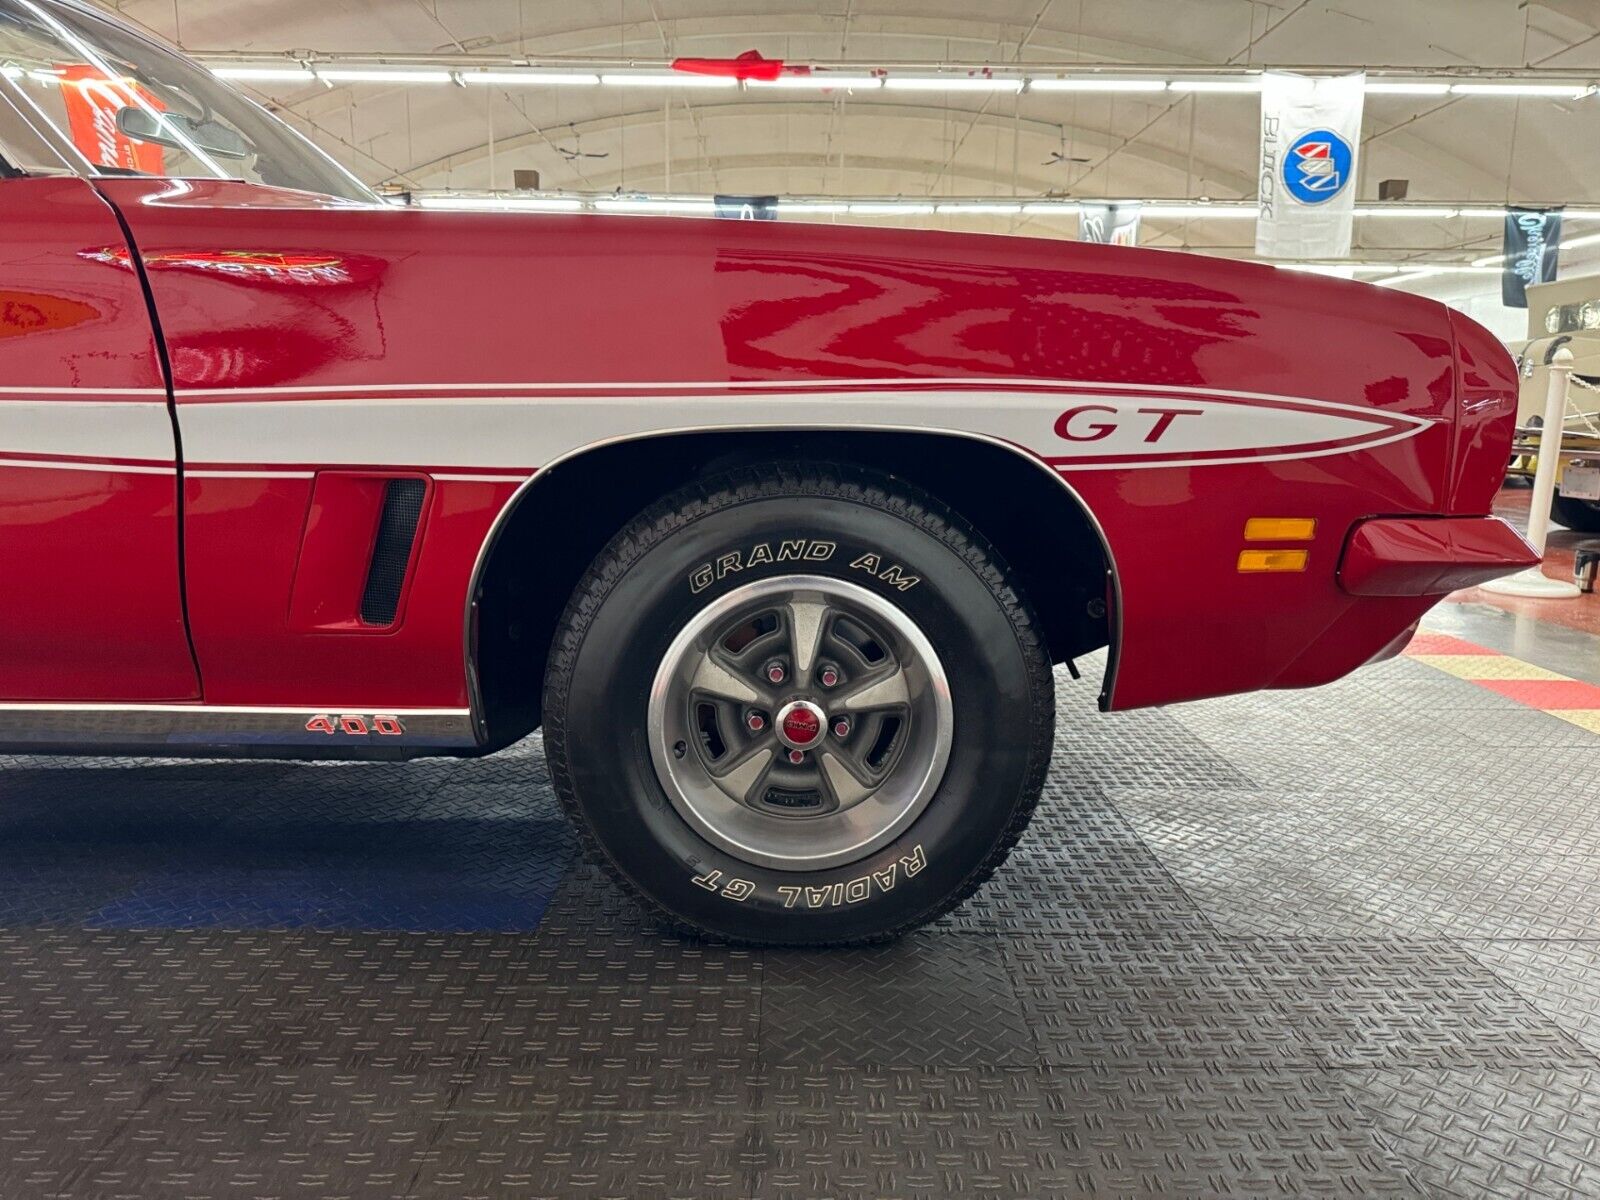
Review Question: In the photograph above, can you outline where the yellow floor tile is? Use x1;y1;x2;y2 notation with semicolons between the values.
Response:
1409;654;1570;682
1551;709;1600;734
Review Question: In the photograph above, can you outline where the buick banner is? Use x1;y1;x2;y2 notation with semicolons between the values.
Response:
1256;71;1365;260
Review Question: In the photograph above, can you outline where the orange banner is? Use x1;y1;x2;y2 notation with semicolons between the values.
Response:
56;64;165;174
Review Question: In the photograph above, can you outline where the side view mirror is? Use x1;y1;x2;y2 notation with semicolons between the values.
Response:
116;106;249;160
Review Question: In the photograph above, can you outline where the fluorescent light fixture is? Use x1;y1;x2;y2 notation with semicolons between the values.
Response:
416;195;584;212
1280;264;1359;278
1021;202;1082;215
1377;270;1445;286
849;201;937;214
1140;203;1254;218
318;68;453;83
1471;252;1507;267
936;202;1023;214
748;74;881;90
1564;231;1600;251
1027;78;1166;92
212;65;317;82
599;72;738;88
1450;82;1592;97
1168;79;1262;93
777;201;852;214
1454;206;1510;218
1356;206;1459;218
594;198;717;213
461;70;599;86
883;76;1024;93
1364;81;1451;95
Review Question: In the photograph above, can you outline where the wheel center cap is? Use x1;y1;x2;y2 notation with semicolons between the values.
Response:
775;700;825;750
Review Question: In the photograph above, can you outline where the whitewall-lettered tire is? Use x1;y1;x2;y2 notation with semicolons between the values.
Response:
542;463;1054;944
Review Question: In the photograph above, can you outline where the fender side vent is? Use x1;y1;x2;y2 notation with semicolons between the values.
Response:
360;478;426;625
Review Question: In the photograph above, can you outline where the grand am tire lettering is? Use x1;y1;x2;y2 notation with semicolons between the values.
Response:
688;538;836;593
849;552;920;591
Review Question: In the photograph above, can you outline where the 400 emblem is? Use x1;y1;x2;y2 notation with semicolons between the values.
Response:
304;713;407;737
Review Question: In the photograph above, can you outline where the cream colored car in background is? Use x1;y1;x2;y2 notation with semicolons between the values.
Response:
1511;275;1600;532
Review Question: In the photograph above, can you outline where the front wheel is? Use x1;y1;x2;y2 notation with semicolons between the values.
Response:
542;463;1054;944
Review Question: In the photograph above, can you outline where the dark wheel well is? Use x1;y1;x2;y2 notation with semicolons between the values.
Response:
471;431;1114;751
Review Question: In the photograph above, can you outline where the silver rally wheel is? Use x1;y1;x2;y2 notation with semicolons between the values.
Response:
647;574;953;872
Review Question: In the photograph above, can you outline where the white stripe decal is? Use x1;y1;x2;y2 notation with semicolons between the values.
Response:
0;383;1437;476
176;389;1433;473
184;469;317;480
0;400;175;473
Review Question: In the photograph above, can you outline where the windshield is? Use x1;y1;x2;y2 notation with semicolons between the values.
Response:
0;0;374;201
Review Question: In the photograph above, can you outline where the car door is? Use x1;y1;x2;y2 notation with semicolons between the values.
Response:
0;86;197;701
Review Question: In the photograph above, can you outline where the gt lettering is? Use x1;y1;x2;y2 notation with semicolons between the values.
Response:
691;868;756;901
1053;404;1204;444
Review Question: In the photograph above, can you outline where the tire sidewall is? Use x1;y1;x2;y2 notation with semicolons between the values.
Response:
549;480;1048;943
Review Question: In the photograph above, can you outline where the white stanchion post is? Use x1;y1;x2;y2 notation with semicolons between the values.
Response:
1482;346;1582;598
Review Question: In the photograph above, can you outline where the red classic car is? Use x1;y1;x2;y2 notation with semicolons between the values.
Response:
0;0;1535;942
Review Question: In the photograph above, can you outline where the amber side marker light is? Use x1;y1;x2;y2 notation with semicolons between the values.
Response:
1243;517;1317;541
1238;549;1309;573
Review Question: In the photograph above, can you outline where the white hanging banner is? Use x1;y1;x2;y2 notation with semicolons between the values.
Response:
1256;71;1365;259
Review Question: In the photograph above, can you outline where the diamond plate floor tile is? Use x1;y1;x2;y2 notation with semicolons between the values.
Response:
472;932;763;1068
420;1063;760;1200
1044;1067;1423;1198
0;929;229;1066
1341;1067;1600;1200
1053;710;1255;791
1001;936;1315;1068
76;1059;462;1199
116;930;548;1070
761;935;1035;1066
750;1065;1422;1199
936;785;1218;938
757;1067;1098;1199
1244;940;1594;1069
1466;941;1600;1059
0;1061;174;1199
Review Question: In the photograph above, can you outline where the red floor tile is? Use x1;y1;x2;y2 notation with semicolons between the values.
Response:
1404;632;1490;656
1474;677;1600;709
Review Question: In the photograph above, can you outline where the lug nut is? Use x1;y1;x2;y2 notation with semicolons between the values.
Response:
766;662;787;685
747;711;766;732
832;718;850;738
819;666;839;687
787;748;805;765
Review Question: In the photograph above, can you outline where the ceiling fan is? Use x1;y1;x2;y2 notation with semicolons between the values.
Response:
1042;126;1090;167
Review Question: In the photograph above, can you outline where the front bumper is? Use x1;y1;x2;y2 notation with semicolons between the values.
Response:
1338;516;1539;597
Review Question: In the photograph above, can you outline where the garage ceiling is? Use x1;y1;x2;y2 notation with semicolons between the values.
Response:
94;0;1600;259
